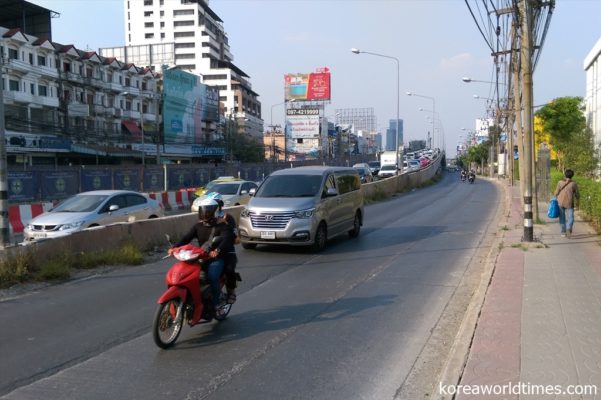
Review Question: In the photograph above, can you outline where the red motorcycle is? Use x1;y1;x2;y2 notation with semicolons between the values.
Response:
152;241;232;349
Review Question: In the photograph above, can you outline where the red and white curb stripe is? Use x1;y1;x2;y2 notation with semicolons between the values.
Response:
149;190;195;211
9;203;54;234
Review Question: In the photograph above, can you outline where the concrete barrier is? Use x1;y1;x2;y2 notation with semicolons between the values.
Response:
8;203;54;234
148;189;195;211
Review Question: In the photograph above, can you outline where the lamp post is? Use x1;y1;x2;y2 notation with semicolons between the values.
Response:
418;107;440;149
351;48;400;155
406;92;436;150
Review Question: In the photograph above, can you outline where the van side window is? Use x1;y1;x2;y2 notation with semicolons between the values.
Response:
335;172;360;194
323;175;336;197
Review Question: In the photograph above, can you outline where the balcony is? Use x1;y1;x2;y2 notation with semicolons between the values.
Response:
4;90;34;104
93;104;106;115
64;71;84;84
107;82;124;92
122;110;141;120
67;103;90;117
33;96;60;108
142;112;157;122
84;76;106;90
6;58;30;75
113;108;123;117
31;64;59;79
123;86;140;96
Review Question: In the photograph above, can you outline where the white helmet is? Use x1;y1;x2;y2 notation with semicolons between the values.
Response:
197;198;219;221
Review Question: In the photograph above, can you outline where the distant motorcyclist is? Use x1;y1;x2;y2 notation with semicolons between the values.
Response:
460;169;467;182
468;170;476;183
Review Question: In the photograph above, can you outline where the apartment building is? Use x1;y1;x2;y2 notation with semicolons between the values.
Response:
117;0;263;141
1;24;162;166
584;37;601;176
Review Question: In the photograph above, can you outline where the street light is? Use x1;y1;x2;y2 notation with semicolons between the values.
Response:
407;91;437;150
351;48;400;155
419;108;440;149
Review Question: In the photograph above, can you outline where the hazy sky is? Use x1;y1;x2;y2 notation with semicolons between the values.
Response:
35;0;601;154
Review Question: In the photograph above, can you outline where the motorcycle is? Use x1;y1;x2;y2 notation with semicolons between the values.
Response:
152;237;232;349
468;173;475;184
460;173;467;182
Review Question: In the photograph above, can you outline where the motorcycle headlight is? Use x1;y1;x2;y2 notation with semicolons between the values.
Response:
58;221;85;231
293;208;315;219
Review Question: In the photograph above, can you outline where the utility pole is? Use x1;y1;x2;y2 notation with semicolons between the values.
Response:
520;0;534;242
0;60;10;247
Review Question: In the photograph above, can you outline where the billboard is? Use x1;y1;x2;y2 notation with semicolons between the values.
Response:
286;109;320;139
284;67;331;101
162;66;219;144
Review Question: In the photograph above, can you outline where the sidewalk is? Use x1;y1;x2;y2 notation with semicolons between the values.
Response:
455;184;601;399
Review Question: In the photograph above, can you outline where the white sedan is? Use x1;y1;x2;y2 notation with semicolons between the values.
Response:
377;164;399;179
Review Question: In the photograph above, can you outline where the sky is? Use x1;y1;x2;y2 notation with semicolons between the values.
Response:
34;0;601;155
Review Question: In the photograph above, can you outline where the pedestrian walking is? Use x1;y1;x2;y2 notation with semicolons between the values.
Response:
554;169;580;238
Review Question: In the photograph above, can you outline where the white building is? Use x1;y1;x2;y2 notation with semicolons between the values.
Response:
111;0;263;141
584;37;601;176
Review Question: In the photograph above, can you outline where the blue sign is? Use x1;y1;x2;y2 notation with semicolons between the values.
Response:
8;171;38;203
114;169;141;191
41;171;79;201
144;168;165;192
167;168;196;191
81;169;112;192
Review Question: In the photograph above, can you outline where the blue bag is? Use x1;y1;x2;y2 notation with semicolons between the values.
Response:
547;197;559;218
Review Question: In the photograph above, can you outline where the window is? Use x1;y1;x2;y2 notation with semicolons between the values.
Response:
160;21;165;28
145;33;154;39
29;53;33;64
175;53;195;59
144;0;153;5
8;48;18;60
37;55;46;66
160;0;164;4
178;64;196;70
160;10;164;16
174;31;194;38
30;83;35;94
174;20;194;27
144;11;153;16
160;33;165;39
9;80;19;91
173;9;194;16
145;22;154;28
125;77;131;87
175;42;195;49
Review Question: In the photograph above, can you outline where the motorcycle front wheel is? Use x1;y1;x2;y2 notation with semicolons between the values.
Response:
153;299;184;349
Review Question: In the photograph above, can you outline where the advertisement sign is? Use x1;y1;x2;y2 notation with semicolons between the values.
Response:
7;171;38;203
81;169;112;192
5;131;72;153
286;109;320;139
41;171;79;201
143;168;165;192
114;169;141;191
284;68;331;101
167;168;197;191
162;66;219;145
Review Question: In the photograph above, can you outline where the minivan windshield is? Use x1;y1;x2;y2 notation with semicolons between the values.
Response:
255;175;323;198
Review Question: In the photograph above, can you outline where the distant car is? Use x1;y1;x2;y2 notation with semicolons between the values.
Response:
407;160;421;171
23;190;164;241
353;165;374;183
194;176;239;198
191;179;258;212
377;164;399;179
367;161;381;175
419;157;430;167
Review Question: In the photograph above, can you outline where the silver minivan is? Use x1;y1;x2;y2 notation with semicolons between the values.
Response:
238;166;364;251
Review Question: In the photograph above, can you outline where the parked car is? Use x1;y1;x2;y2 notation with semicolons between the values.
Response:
367;161;381;176
377;164;399;179
238;166;364;252
191;179;258;212
352;163;374;183
23;190;164;241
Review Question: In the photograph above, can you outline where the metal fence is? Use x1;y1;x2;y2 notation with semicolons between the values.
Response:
7;155;374;204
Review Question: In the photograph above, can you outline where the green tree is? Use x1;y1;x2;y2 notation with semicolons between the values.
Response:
535;96;596;176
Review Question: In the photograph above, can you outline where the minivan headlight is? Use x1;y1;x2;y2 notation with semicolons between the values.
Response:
240;208;250;218
293;208;315;219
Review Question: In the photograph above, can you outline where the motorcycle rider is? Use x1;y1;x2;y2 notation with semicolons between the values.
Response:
460;169;467;182
205;192;240;304
468;169;476;182
171;198;235;317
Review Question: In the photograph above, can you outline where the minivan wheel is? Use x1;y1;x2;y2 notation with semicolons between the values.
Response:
242;242;257;250
348;212;361;238
311;223;327;252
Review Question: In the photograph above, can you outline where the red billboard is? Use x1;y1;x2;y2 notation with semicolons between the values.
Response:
285;68;331;101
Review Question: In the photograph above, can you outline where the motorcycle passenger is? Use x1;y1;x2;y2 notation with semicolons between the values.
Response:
172;198;235;317
205;192;240;304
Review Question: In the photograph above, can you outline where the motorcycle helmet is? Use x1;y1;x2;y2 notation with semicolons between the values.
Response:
197;198;219;222
205;192;225;218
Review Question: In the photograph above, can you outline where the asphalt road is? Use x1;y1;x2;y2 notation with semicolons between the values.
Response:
0;173;503;400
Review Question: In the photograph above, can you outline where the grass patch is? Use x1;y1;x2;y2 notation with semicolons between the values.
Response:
500;225;509;231
511;243;528;251
0;242;144;289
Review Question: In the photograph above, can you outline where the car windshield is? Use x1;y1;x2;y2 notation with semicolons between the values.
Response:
410;160;420;166
381;165;396;171
52;194;108;212
368;161;380;168
211;183;241;195
354;168;367;176
255;175;322;197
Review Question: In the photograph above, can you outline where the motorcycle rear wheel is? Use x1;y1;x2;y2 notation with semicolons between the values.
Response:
153;299;184;349
215;290;232;321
